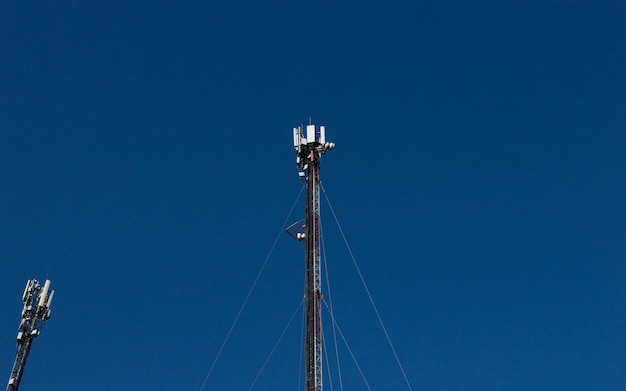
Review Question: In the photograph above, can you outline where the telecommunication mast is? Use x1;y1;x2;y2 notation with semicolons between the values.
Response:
5;279;54;391
293;123;335;391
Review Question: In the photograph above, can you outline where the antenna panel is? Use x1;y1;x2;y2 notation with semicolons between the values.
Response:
293;127;301;148
306;125;316;143
38;280;51;307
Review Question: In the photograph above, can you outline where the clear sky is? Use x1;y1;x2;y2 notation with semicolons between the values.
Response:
1;1;625;390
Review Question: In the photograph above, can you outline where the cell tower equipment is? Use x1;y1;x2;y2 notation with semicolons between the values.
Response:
5;279;54;391
293;123;334;391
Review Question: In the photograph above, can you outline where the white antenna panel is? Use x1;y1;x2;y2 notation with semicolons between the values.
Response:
38;280;51;307
319;126;326;144
293;127;301;148
306;125;316;143
46;290;55;307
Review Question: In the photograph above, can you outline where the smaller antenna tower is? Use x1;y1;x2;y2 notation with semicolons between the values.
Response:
5;279;54;391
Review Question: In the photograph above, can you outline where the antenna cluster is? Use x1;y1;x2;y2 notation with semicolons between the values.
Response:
293;124;335;178
17;279;53;338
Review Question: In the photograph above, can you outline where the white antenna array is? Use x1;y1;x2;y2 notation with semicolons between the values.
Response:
293;124;335;179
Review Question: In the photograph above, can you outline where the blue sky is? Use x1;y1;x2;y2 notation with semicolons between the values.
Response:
1;1;625;390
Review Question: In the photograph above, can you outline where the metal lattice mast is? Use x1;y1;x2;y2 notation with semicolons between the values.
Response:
293;124;334;391
6;279;54;391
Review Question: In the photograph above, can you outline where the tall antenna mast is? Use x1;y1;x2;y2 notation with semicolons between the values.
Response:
5;279;54;391
293;123;335;391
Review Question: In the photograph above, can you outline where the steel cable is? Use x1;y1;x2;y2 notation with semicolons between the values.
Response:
322;300;372;391
322;184;414;391
199;184;305;391
248;298;304;390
